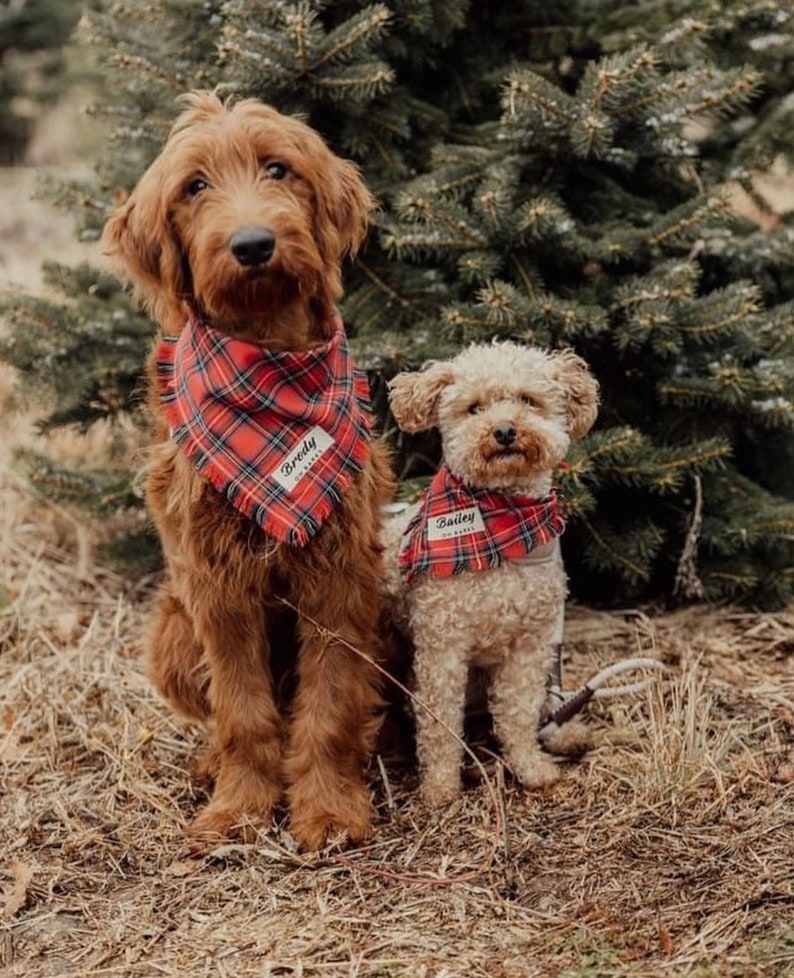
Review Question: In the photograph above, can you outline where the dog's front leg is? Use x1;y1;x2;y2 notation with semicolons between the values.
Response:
413;629;470;808
285;572;383;851
490;637;560;790
147;584;211;721
183;585;282;848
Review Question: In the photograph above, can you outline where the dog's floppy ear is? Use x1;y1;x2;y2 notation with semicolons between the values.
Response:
332;158;375;258
549;348;600;440
314;156;375;264
102;194;161;294
388;362;454;433
102;163;190;326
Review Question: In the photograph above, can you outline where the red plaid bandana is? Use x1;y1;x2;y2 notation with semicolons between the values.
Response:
398;466;565;584
156;314;372;547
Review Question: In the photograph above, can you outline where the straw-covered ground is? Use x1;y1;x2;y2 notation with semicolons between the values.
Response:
1;146;794;978
1;412;793;978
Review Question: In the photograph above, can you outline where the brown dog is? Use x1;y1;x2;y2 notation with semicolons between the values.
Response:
102;91;392;851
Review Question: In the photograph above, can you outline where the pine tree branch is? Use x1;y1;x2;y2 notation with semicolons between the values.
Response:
312;63;395;99
609;442;731;479
578;515;650;580
108;52;186;91
502;71;576;124
583;429;644;464
221;25;296;74
313;4;392;68
284;4;314;73
679;306;757;337
581;47;657;114
684;71;762;118
357;260;419;315
647;198;729;247
509;256;543;298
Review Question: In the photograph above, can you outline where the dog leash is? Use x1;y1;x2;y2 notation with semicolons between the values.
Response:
540;609;668;743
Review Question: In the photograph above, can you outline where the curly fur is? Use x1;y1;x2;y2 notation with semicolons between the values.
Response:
383;341;599;806
102;91;393;851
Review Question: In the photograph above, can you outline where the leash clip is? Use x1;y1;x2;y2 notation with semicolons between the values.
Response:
540;641;668;743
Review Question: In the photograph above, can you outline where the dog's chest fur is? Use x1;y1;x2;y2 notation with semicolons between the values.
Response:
147;437;389;588
413;558;565;664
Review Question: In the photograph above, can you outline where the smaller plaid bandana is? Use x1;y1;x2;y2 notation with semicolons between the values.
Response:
398;466;565;584
156;313;372;547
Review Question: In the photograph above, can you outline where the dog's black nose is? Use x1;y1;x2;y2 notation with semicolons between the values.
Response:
230;226;276;266
493;424;517;447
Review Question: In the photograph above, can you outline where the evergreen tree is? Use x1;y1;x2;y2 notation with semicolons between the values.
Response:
2;0;793;605
0;0;83;163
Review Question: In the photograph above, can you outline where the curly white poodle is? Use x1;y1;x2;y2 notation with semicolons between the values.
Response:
383;341;599;806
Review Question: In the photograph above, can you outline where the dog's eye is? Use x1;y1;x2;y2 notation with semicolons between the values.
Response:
264;161;288;180
467;402;483;415
186;178;210;197
519;394;537;408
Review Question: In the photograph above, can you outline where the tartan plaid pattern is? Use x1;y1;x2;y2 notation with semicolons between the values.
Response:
156;313;372;547
398;465;565;584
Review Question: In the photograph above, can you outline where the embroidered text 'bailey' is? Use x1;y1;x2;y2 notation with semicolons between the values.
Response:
426;506;486;541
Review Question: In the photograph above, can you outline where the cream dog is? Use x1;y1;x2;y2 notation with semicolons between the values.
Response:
383;341;599;805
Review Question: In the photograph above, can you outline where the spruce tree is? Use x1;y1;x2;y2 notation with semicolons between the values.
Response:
2;0;793;605
0;0;83;163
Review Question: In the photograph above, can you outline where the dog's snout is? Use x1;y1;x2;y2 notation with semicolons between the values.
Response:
229;226;276;267
493;424;517;447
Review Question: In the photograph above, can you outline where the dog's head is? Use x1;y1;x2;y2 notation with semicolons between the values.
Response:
102;91;374;338
388;342;599;491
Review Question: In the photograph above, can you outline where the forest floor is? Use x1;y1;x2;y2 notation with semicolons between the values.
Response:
1;106;793;978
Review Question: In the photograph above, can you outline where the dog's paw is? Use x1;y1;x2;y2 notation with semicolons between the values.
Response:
183;794;277;855
289;812;372;853
541;720;593;756
515;754;561;790
289;790;374;852
420;777;460;809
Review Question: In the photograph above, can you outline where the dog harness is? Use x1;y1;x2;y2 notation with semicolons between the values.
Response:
398;465;565;584
156;314;372;547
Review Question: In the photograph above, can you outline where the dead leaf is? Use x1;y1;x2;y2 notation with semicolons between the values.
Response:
1;861;34;919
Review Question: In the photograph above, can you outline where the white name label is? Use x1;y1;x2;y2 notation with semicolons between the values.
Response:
272;426;335;492
427;506;486;541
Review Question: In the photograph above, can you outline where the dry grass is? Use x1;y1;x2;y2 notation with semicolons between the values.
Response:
1;446;793;977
